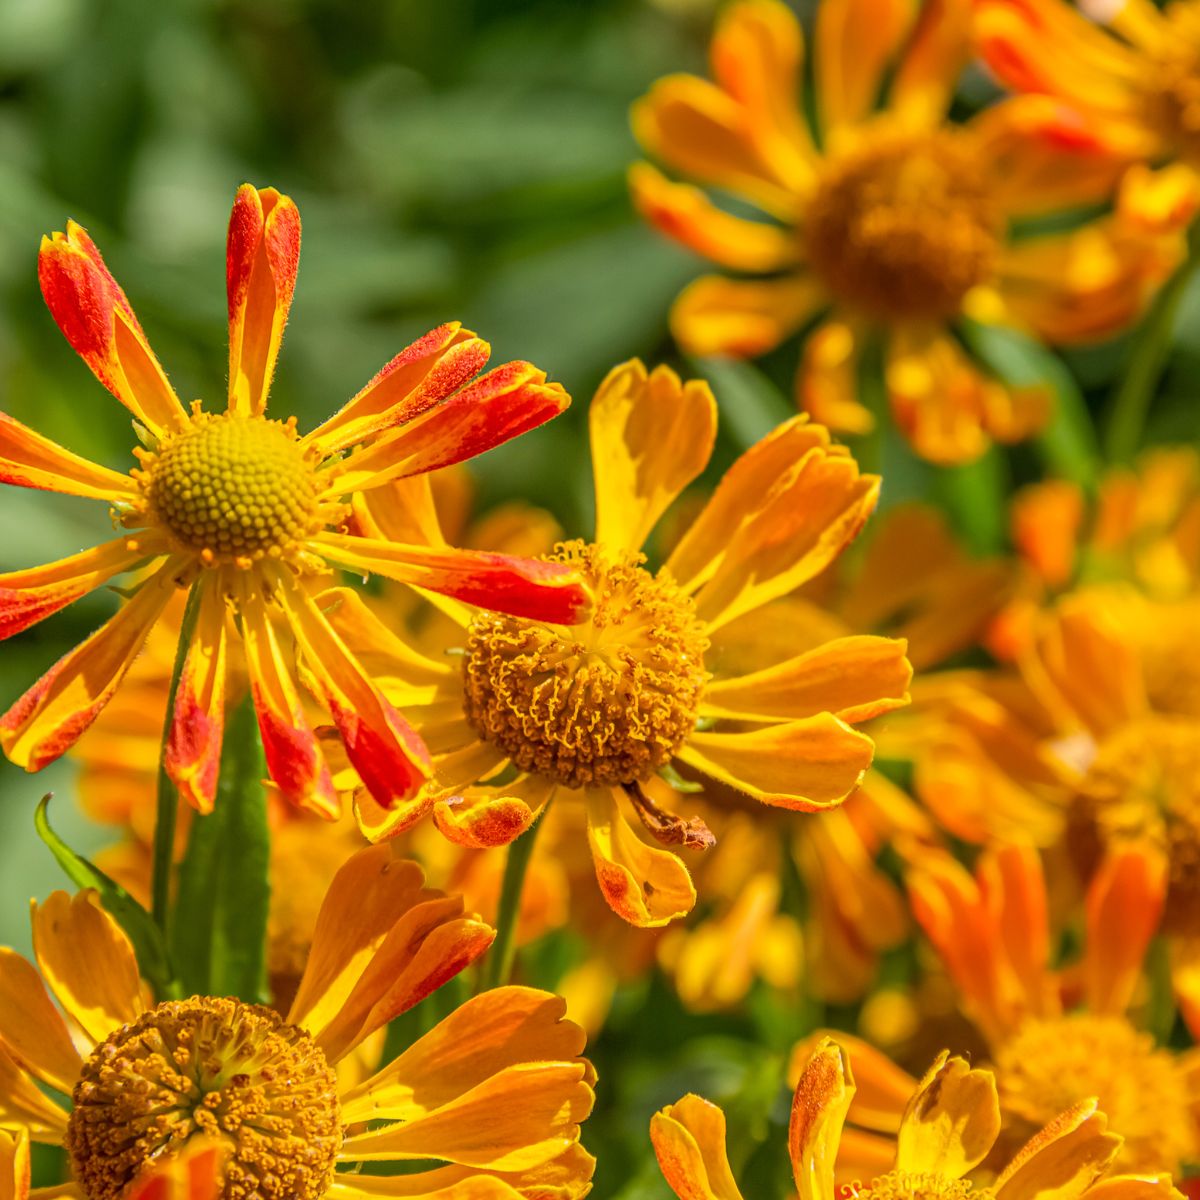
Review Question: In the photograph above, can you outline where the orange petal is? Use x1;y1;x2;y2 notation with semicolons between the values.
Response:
0;1128;29;1200
701;635;911;724
788;1037;854;1200
164;581;227;814
0;948;84;1092
978;844;1053;1019
994;1100;1122;1200
790;1031;913;1134
889;0;972;130
31;890;143;1046
0;535;163;642
0;1045;69;1142
0;412;136;500
327;1170;528;1198
0;564;178;771
797;318;873;436
315;534;591;625
589;359;716;555
1083;847;1167;1016
670;273;824;358
125;1139;223;1200
225;185;301;417
650;1093;744;1200
433;786;542;850
895;1052;1000;1178
681;715;873;811
38;221;185;436
584;788;696;928
340;987;586;1124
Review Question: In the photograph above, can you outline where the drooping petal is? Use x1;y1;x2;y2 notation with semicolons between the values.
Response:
38;222;185;436
589;359;716;555
226;185;301;417
0;564;178;771
0;949;84;1091
433;777;552;850
584;788;696;928
315;534;591;625
340;987;586;1124
650;1094;744;1200
797;317;873;436
670;273;825;358
31;890;143;1046
895;1053;1000;1179
788;1038;854;1200
701;636;911;725
994;1101;1122;1200
0;412;136;500
164;581;227;814
680;716;873;811
0;535;165;642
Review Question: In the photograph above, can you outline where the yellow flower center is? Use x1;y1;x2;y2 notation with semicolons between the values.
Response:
142;410;323;562
805;128;999;322
994;1013;1195;1174
461;540;709;789
846;1171;988;1200
66;996;342;1200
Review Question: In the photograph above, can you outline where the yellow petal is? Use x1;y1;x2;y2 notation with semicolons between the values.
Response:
788;1037;854;1200
650;1093;744;1200
994;1101;1122;1200
895;1053;1000;1178
0;1045;69;1142
0;948;84;1091
0;1128;28;1200
671;274;825;358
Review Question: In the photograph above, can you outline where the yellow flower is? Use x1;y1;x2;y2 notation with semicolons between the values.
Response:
652;1037;1181;1200
320;359;911;925
0;848;594;1200
631;0;1194;464
0;183;588;825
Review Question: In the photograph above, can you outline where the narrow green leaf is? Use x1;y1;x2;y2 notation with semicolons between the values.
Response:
35;794;177;998
170;692;270;1002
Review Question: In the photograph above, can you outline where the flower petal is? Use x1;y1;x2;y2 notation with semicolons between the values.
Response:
328;1173;525;1200
994;1101;1122;1200
681;716;874;811
788;1037;854;1200
650;1093;744;1200
315;534;591;625
0;948;84;1091
31;890;143;1046
0;535;162;642
889;0;972;130
0;1129;29;1200
584;788;696;928
895;1053;1000;1178
789;1031;913;1135
38;222;185;436
226;185;300;417
125;1139;224;1200
671;274;825;358
701;635;911;724
590;359;716;555
797;318;873;436
0;412;136;500
0;564;178;771
0;1047;68;1143
433;785;542;850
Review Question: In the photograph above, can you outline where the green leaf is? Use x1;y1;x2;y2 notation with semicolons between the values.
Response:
35;794;177;999
170;692;271;1002
688;355;793;451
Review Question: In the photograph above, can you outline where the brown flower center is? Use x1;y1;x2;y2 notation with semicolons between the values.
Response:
67;996;341;1200
805;127;999;321
462;540;708;789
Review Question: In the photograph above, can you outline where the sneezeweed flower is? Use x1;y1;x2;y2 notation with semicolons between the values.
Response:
631;0;1195;463
321;359;912;924
652;1036;1181;1200
0;846;594;1200
0;184;589;827
902;841;1200;1177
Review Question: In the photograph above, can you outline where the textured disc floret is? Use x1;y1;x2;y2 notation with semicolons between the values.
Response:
847;1171;990;1200
143;411;321;561
66;996;342;1200
462;540;709;789
806;129;999;322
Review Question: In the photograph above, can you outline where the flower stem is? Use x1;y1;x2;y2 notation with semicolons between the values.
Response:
151;582;204;937
481;808;546;991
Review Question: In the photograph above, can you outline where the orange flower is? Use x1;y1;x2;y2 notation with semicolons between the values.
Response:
631;0;1194;463
0;184;588;826
0;847;594;1200
653;1036;1183;1200
319;359;910;922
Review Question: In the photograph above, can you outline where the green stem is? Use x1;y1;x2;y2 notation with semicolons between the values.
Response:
481;809;546;991
1104;229;1200;464
151;583;204;937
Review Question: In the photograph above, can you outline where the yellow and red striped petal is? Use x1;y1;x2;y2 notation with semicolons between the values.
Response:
0;1129;29;1200
164;581;227;814
331;363;570;495
680;715;874;811
278;579;433;812
0;948;83;1092
0;565;178;771
125;1140;223;1200
238;592;338;818
788;1038;853;1200
701;635;911;725
0;535;163;642
225;184;301;417
650;1093;744;1200
0;412;136;501
584;788;696;928
589;359;716;555
994;1101;1121;1200
38;222;185;437
670;273;825;358
316;534;591;625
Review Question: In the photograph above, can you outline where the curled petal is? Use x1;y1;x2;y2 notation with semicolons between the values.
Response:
895;1052;1000;1178
789;1037;854;1200
0;412;136;500
650;1094;744;1200
433;791;539;850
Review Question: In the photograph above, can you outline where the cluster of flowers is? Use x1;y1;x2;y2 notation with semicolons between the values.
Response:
1;1;1199;1197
